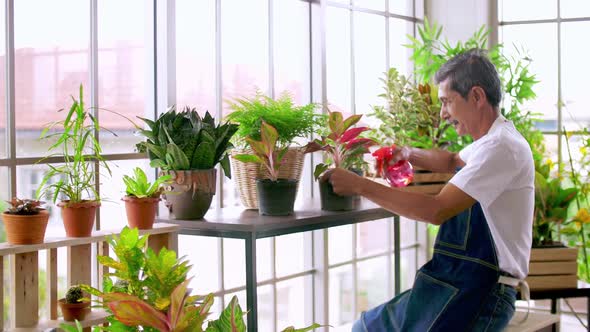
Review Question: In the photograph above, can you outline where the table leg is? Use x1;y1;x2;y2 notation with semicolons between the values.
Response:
393;215;401;295
551;299;557;332
245;233;258;332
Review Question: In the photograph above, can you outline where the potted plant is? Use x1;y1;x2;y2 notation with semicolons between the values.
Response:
122;167;171;230
136;107;238;220
58;285;91;322
81;227;321;332
226;91;321;209
304;110;376;211
36;85;109;237
233;121;298;216
2;198;49;245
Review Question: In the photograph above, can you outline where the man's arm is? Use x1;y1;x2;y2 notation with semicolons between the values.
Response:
404;147;465;173
327;169;476;225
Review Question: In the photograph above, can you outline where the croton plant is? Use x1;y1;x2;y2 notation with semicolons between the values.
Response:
305;110;377;179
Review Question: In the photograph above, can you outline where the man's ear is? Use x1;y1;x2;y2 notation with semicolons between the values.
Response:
472;86;486;105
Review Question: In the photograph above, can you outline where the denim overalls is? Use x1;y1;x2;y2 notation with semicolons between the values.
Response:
352;202;517;331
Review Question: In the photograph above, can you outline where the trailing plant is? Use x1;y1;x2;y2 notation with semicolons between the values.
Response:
4;198;45;215
36;85;111;204
136;107;239;178
226;91;321;149
304;110;376;180
65;286;85;304
232;121;287;182
123;167;172;198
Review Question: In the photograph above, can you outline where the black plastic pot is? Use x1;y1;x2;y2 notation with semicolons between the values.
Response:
256;179;298;216
319;179;356;211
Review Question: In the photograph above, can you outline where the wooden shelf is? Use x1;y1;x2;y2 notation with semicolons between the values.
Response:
0;223;179;256
8;310;110;331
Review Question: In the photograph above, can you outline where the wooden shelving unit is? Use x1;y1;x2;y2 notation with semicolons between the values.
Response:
0;223;179;331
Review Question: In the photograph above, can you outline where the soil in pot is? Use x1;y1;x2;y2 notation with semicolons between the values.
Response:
2;210;50;245
58;298;91;321
319;179;356;211
256;179;298;216
123;196;160;230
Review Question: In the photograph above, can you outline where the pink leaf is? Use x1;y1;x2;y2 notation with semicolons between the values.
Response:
108;300;170;332
345;138;377;151
340;127;369;143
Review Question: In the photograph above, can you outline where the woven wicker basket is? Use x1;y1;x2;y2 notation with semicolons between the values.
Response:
231;147;305;209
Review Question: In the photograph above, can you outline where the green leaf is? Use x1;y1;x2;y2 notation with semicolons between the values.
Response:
107;299;169;332
190;141;216;169
205;296;246;332
220;154;232;179
233;154;263;163
166;143;190;170
280;323;324;332
314;163;329;180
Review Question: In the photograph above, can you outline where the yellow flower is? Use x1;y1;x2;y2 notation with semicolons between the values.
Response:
575;208;590;224
566;131;574;139
545;158;554;168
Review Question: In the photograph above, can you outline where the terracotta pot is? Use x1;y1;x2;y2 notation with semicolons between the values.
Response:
58;298;90;321
122;196;160;230
58;200;100;237
2;210;50;245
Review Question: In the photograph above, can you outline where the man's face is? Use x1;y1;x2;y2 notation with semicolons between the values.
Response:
438;79;473;136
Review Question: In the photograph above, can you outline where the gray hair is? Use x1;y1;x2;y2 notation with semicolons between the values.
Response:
434;49;502;108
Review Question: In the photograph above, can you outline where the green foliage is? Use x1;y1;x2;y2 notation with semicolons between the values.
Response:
136;107;238;178
123;167;171;198
304;110;376;179
533;170;578;246
226;91;321;148
233;121;288;181
36;85;111;204
4;197;44;215
205;296;246;332
59;320;84;332
65;286;84;304
399;19;541;155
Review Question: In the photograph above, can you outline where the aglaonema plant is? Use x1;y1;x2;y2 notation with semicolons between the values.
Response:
232;121;288;182
304;110;376;180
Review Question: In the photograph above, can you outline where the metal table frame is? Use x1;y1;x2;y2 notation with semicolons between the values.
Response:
158;199;399;332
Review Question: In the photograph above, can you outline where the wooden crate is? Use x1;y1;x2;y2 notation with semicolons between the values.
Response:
369;167;454;195
525;247;578;290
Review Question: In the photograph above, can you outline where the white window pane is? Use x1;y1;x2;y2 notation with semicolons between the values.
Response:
256;237;273;282
501;24;558;126
329;225;353;264
276;233;308;277
176;0;215;114
400;216;417;246
357;219;389;257
224;238;246;289
354;0;385;11
561;0;590;18
400;248;417;291
390;18;413;77
221;0;269;117
258;284;274;332
274;0;310;104
326;7;352;112
353;12;386;116
98;0;151;154
562;22;590;130
500;0;556;21
15;0;90;157
329;265;354;326
277;276;313;329
358;256;389;312
181;235;221;294
99;159;152;231
389;0;414;17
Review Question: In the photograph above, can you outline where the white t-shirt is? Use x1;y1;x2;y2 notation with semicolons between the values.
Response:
449;115;534;279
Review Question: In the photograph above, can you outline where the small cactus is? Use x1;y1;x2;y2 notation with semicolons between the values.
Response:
5;197;44;215
65;286;84;304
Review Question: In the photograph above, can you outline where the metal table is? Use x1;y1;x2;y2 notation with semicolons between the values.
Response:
157;198;398;332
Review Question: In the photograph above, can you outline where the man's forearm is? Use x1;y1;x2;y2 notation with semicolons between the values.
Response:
405;147;461;173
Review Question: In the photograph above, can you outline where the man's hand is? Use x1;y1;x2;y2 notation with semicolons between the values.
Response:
321;168;365;196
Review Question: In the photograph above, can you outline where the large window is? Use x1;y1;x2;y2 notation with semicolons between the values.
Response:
0;0;422;329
